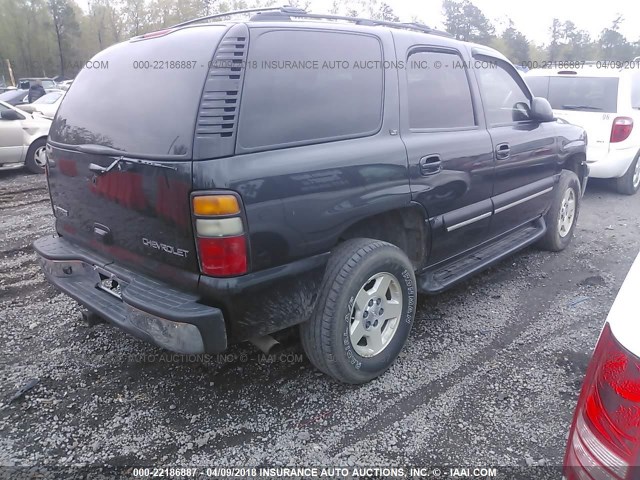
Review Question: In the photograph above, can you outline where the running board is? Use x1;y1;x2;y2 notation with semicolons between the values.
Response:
418;218;546;294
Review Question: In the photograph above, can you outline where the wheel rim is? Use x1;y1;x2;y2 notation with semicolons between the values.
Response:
33;146;47;168
558;188;576;238
632;159;640;189
349;272;403;358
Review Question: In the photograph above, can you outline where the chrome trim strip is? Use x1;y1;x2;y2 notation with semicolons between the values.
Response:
494;187;553;214
446;212;492;232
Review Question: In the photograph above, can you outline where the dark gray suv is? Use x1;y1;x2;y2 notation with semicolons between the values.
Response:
34;7;588;384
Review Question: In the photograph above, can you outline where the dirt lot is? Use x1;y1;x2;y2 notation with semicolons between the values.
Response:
1;169;639;473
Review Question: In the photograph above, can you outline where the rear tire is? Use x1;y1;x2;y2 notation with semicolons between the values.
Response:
25;138;47;174
615;154;640;195
538;170;581;252
300;239;417;384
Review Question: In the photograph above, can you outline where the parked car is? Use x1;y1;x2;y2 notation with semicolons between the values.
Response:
57;80;74;91
17;77;57;90
0;89;29;106
0;100;50;173
33;7;587;384
18;91;65;119
526;64;640;195
564;252;640;479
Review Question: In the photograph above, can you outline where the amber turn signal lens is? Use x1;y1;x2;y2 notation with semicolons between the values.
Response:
193;195;240;216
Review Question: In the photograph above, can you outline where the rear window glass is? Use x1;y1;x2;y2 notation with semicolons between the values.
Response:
50;27;225;158
525;76;549;98
528;75;619;112
237;30;384;151
632;72;640;109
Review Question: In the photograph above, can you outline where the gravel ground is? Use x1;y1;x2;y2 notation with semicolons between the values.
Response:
1;169;639;475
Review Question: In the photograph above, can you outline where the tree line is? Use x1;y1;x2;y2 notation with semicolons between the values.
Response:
0;0;639;84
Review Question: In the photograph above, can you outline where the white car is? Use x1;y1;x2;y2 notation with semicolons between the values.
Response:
18;91;66;119
564;252;640;478
527;64;640;195
0;100;51;173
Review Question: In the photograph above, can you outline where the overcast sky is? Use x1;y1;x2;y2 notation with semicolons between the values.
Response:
310;0;639;45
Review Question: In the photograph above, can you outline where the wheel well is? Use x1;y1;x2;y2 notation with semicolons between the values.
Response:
337;207;428;269
564;153;587;188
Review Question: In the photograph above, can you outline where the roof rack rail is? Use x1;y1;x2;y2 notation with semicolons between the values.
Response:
250;8;453;37
171;6;453;38
171;7;283;28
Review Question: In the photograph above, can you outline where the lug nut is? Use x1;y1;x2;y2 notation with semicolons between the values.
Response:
363;311;369;318
376;298;381;305
373;320;378;327
365;321;371;329
368;299;374;307
379;308;384;315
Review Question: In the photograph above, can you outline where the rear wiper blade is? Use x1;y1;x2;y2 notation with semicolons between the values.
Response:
75;145;178;174
561;104;603;111
88;156;178;175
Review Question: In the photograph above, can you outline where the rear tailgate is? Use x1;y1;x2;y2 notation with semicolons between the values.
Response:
46;25;228;284
527;74;619;161
553;110;615;162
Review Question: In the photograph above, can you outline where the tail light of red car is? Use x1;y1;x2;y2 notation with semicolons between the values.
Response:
564;323;640;480
191;193;248;277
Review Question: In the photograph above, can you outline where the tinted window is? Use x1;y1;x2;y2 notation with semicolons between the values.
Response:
238;30;383;150
631;73;640;109
50;27;225;157
525;76;550;98
0;90;26;104
475;60;531;125
532;76;619;112
406;50;475;129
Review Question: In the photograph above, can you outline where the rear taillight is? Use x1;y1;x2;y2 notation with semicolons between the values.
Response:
564;323;640;479
191;194;248;277
611;117;634;143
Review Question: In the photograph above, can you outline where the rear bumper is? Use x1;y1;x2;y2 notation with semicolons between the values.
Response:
587;147;637;179
33;235;227;354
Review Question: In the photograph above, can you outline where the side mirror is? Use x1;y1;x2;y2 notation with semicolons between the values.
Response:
0;109;22;121
531;97;554;122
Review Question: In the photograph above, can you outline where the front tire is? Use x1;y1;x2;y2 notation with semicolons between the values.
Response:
25;138;47;174
300;239;417;384
538;170;581;252
615;154;640;195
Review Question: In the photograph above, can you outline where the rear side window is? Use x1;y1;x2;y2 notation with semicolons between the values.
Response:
532;76;619;112
406;50;475;129
237;30;384;151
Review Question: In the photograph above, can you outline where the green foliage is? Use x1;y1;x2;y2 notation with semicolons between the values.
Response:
442;0;640;65
0;0;639;84
442;0;494;43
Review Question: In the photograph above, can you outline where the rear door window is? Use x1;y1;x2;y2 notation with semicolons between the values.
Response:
406;49;476;129
237;29;384;151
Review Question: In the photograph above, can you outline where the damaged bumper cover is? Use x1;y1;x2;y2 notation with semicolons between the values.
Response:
33;235;227;355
